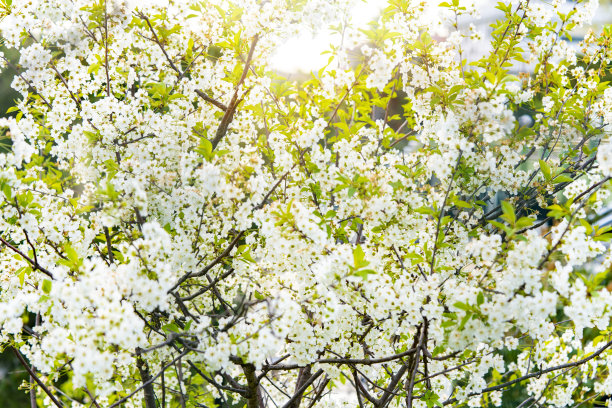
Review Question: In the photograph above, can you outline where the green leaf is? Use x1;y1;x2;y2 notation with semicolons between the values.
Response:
458;312;472;330
423;390;442;408
414;206;435;215
353;245;369;269
454;199;472;209
17;267;27;286
254;290;265;300
578;218;593;235
42;279;52;294
553;174;573;184
594;233;612;242
65;245;79;264
453;302;470;312
539;160;552;182
2;182;11;200
162;323;180;334
195;137;213;160
354;269;376;278
488;220;512;235
405;252;425;264
500;201;515;224
546;204;567;219
516;217;534;229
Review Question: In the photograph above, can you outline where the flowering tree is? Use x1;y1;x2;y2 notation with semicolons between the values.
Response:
2;0;612;406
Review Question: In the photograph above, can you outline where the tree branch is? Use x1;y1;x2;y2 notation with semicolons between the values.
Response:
12;347;64;408
281;369;324;408
211;34;259;149
136;349;158;408
109;350;189;408
0;236;54;279
195;89;228;111
443;339;612;405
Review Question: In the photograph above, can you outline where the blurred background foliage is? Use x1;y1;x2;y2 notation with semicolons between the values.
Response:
0;349;30;407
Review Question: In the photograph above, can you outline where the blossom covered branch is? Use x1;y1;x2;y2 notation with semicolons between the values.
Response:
1;0;612;407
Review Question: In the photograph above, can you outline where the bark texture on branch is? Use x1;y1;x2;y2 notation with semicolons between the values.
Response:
136;349;158;408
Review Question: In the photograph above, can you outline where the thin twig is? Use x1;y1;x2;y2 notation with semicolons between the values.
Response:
108;350;189;408
0;236;54;279
443;339;612;405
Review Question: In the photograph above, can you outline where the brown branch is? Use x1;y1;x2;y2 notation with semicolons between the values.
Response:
179;267;235;301
136;349;158;408
443;339;612;405
415;355;480;384
83;387;102;408
326;66;364;129
186;359;248;396
116;133;155;146
103;226;114;263
262;347;418;373
306;376;330;408
29;375;37;408
430;151;462;274
428;350;461;361
0;55;52;109
238;361;264;408
175;356;187;408
287;366;311;408
108;350;189;408
376;325;423;408
161;365;166;408
406;324;426;407
281;369;324;408
12;347;64;408
376;365;409;408
169;231;244;292
537;179;607;269
211;34;259;149
352;369;378;405
23;32;85;108
195;89;228;111
138;13;181;75
0;236;54;279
